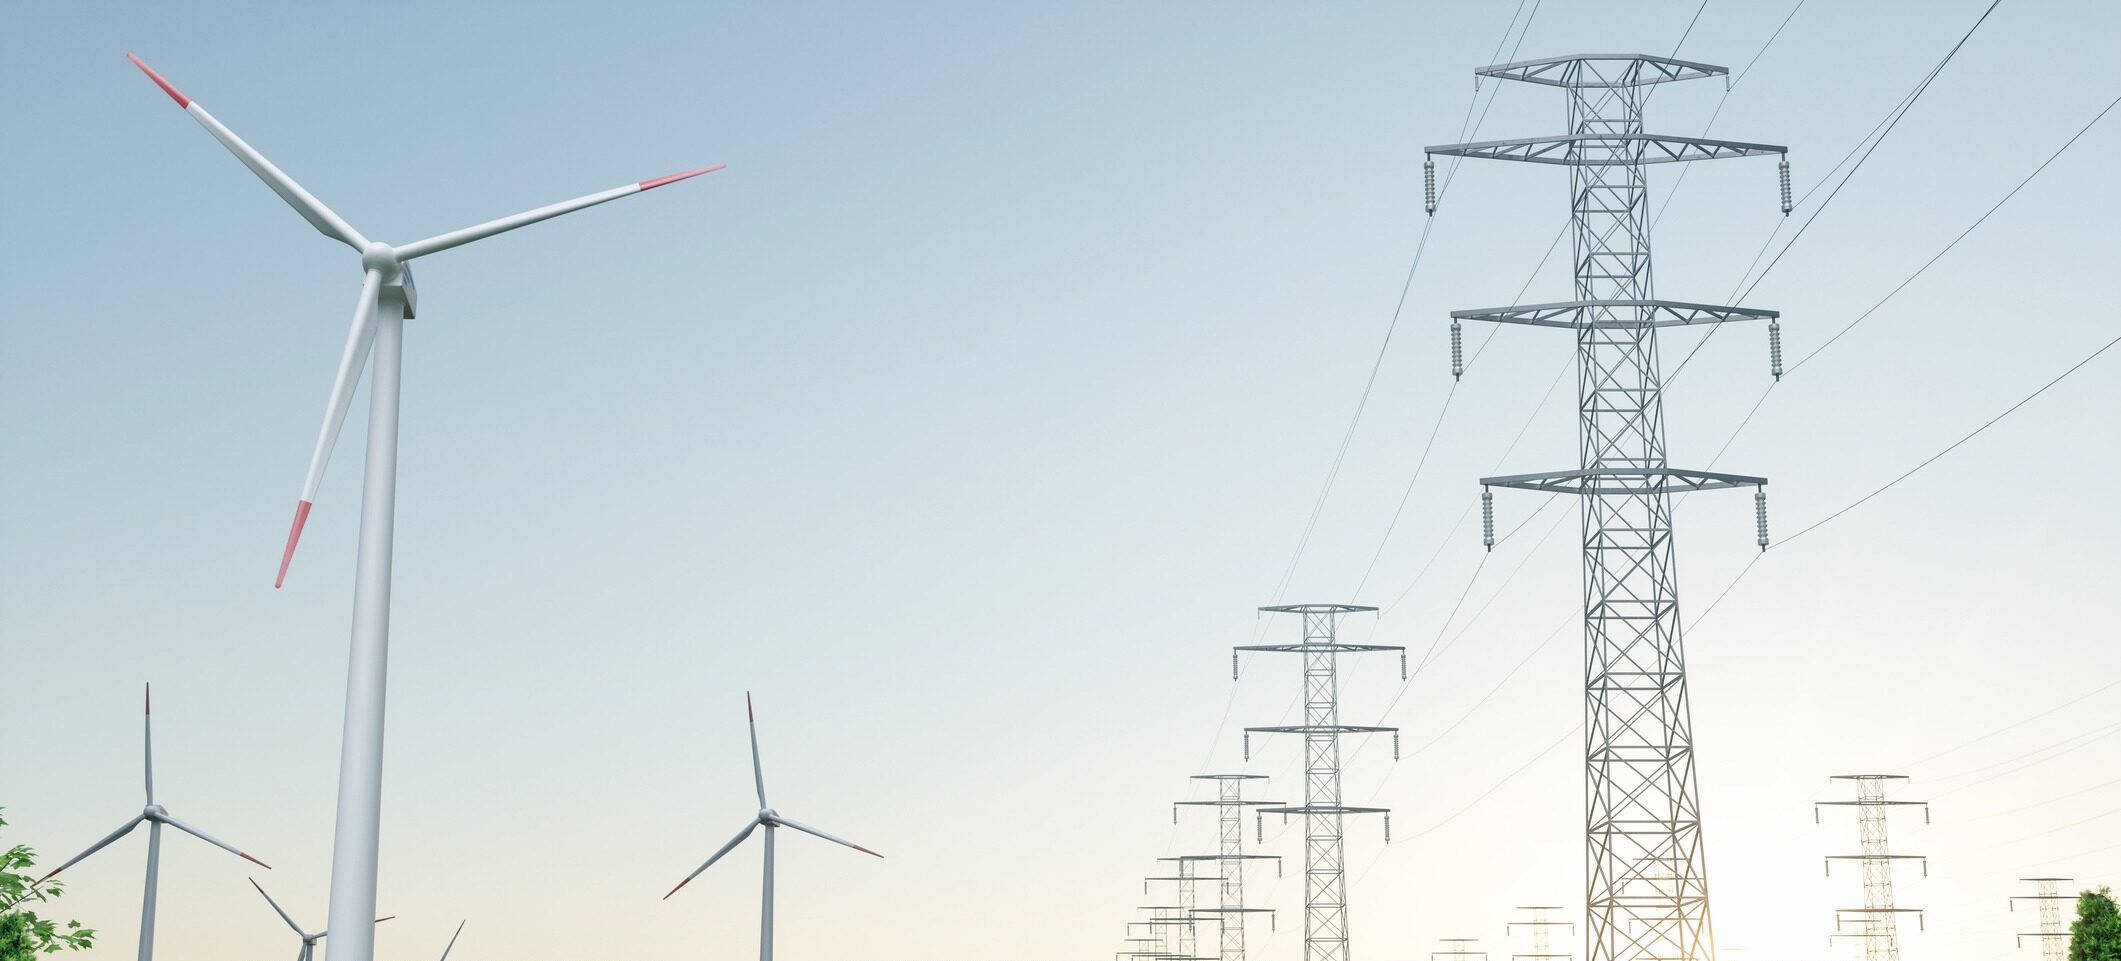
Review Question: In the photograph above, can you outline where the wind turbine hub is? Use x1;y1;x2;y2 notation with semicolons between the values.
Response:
143;803;169;819
761;808;777;821
360;241;399;274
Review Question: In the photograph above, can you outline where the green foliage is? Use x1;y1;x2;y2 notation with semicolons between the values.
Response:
0;808;96;960
2072;887;2121;961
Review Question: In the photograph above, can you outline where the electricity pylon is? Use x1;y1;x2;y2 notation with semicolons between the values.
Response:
1435;938;1489;961
1237;604;1404;961
1176;775;1284;961
1510;905;1574;961
1817;775;1928;961
2011;878;2076;961
1149;858;1225;961
1428;54;1791;961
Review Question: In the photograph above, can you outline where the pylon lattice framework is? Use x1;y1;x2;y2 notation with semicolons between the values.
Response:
2010;878;2075;961
1236;604;1404;961
1148;858;1225;961
1817;774;1928;961
1176;774;1284;961
1510;905;1575;961
1429;54;1790;961
1435;938;1490;961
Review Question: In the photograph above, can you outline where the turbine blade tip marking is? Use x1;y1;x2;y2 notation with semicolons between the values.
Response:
241;852;271;869
145;682;151;715
662;877;692;900
125;53;190;108
38;867;61;882
637;164;725;191
747;692;754;721
854;844;883;858
275;500;313;589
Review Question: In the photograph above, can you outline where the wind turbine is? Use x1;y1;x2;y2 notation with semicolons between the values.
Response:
40;684;269;961
123;53;720;961
663;694;882;961
248;878;393;961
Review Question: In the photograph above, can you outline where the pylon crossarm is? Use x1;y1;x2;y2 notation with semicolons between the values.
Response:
1259;804;1389;816
1426;133;1784;166
1477;53;1726;87
1245;724;1398;735
1452;299;1777;330
1480;468;1765;495
1232;642;1403;654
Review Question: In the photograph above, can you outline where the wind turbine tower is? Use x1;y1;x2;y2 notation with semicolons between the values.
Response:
2011;878;2077;961
1817;775;1928;961
1236;604;1404;961
1428;53;1791;961
1175;774;1283;961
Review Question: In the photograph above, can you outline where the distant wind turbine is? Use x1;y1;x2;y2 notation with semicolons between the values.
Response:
663;694;882;961
40;684;269;961
122;52;720;961
248;878;392;961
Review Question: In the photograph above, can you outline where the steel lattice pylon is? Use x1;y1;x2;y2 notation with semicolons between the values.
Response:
1510;905;1575;961
1817;775;1928;961
1237;604;1403;961
2011;878;2076;961
1430;54;1790;961
1176;775;1283;961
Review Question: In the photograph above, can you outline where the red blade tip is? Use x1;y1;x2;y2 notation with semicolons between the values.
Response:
662;876;693;900
375;917;395;924
38;867;62;882
241;852;272;869
746;692;754;722
638;164;725;191
125;53;190;108
854;844;883;858
276;501;313;589
145;682;151;715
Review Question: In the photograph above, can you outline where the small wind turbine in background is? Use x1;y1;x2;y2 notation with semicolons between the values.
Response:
248;877;393;961
122;53;720;961
663;694;882;961
40;684;269;961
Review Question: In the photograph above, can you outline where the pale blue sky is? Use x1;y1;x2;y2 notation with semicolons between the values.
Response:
4;2;2119;959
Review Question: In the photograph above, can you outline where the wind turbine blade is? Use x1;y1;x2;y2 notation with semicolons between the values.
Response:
747;692;767;808
143;682;155;805
768;815;882;858
157;812;270;868
391;163;723;262
249;878;304;935
662;819;758;899
277;268;384;588
125;54;368;251
39;815;144;880
438;920;466;961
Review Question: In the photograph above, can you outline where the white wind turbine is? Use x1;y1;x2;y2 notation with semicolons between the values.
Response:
40;684;270;961
123;53;720;961
248;878;393;961
663;694;882;961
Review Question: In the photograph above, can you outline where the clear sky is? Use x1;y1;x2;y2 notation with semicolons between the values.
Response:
3;2;2118;960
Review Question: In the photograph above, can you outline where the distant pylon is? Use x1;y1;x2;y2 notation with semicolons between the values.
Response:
2010;878;2076;961
1434;938;1489;961
1138;904;1202;961
1237;603;1405;961
1510;905;1574;961
1817;775;1928;961
1428;52;1789;961
1176;774;1285;961
1149;858;1226;960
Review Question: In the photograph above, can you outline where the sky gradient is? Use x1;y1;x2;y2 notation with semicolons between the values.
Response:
3;2;2119;960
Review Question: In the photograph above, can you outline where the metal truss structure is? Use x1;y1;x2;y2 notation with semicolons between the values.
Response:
1817;775;1928;961
1435;938;1490;961
1429;52;1791;961
2010;878;2075;961
1237;604;1403;961
1176;775;1284;961
1510;905;1575;961
1148;858;1225;961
